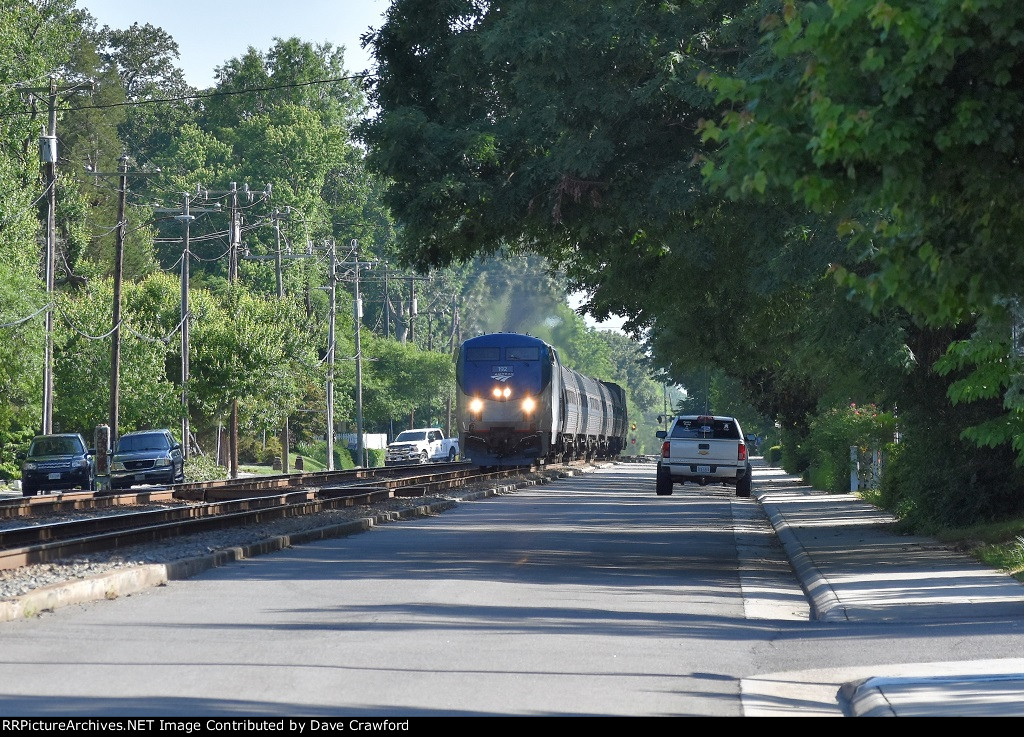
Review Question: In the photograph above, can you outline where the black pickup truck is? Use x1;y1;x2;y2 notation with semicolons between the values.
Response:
655;415;753;497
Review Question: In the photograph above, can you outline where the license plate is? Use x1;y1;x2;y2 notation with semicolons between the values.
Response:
48;472;62;480
697;465;711;474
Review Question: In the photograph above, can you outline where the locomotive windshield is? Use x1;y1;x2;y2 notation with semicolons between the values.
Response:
506;346;539;360
457;336;552;395
465;347;500;361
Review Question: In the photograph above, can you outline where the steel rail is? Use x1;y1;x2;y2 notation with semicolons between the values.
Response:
0;463;541;570
0;461;477;517
0;486;393;570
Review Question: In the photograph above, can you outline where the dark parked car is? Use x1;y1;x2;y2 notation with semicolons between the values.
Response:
20;433;95;496
109;429;185;490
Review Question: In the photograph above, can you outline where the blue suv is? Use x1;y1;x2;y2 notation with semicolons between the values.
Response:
20;433;95;496
109;429;185;490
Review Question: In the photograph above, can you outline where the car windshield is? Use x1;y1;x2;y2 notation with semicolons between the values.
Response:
395;431;426;442
117;433;170;452
29;436;84;456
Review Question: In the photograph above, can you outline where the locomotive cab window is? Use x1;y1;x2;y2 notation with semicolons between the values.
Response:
465;347;501;361
506;346;540;361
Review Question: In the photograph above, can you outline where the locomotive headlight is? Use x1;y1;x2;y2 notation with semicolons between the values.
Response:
469;397;484;413
502;386;511;398
522;396;536;413
492;387;502;399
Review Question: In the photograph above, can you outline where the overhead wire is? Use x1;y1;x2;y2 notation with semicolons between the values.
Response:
2;75;371;119
0;302;51;329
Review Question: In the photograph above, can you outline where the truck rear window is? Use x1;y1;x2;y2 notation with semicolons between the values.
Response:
670;418;740;440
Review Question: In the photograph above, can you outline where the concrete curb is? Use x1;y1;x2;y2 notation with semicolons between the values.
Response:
837;678;897;716
0;469;588;623
755;491;847;622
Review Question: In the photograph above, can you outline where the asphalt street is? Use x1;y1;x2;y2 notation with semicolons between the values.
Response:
747;463;1024;716
4;460;1024;715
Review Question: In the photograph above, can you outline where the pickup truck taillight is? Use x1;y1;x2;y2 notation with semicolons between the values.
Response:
738;443;748;461
661;441;670;458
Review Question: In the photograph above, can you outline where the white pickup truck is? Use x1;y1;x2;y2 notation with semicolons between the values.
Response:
385;428;460;465
655;415;752;497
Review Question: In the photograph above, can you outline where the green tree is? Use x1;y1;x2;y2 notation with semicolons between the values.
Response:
360;333;455;435
98;21;196;165
189;286;317;445
360;1;847;434
52;272;183;437
701;0;1024;457
0;0;86;470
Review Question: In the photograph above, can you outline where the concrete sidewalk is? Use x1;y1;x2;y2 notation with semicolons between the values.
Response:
749;464;1024;716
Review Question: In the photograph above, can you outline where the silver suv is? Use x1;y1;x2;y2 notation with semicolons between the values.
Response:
109;429;185;490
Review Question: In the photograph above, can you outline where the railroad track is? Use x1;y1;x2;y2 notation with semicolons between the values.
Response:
0;460;589;570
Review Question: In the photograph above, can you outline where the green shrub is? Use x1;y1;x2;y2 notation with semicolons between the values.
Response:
0;461;21;481
293;440;358;470
336;447;355;469
238;435;281;465
294;440;327;467
185;454;227;483
877;428;1024;530
780;425;810;476
766;445;782;466
805;402;897;494
344;447;385;467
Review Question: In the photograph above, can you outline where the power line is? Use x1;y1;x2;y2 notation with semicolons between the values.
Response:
3;75;370;118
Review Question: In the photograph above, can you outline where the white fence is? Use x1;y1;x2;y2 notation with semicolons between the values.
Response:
339;433;389;450
850;446;883;492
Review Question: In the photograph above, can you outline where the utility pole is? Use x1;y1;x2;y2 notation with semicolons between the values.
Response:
227;182;240;283
274;207;292;474
228;183;240;477
446;300;459;437
89;157;160;444
24;77;94;434
382;263;389;339
326;241;337;470
396;273;428;346
40;84;56;435
205;181;264;474
242;201;311;474
274;208;287;299
333;241;377;467
177;193;194;459
110;156;127;443
354;241;366;468
408;276;418;344
405;274;427;429
155;191;219;459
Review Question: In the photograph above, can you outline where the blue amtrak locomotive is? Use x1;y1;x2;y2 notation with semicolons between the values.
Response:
455;332;628;466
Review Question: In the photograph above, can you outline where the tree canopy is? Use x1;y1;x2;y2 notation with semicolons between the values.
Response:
361;0;1024;526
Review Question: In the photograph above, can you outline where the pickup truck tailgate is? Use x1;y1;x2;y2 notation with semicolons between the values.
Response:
671;440;737;464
